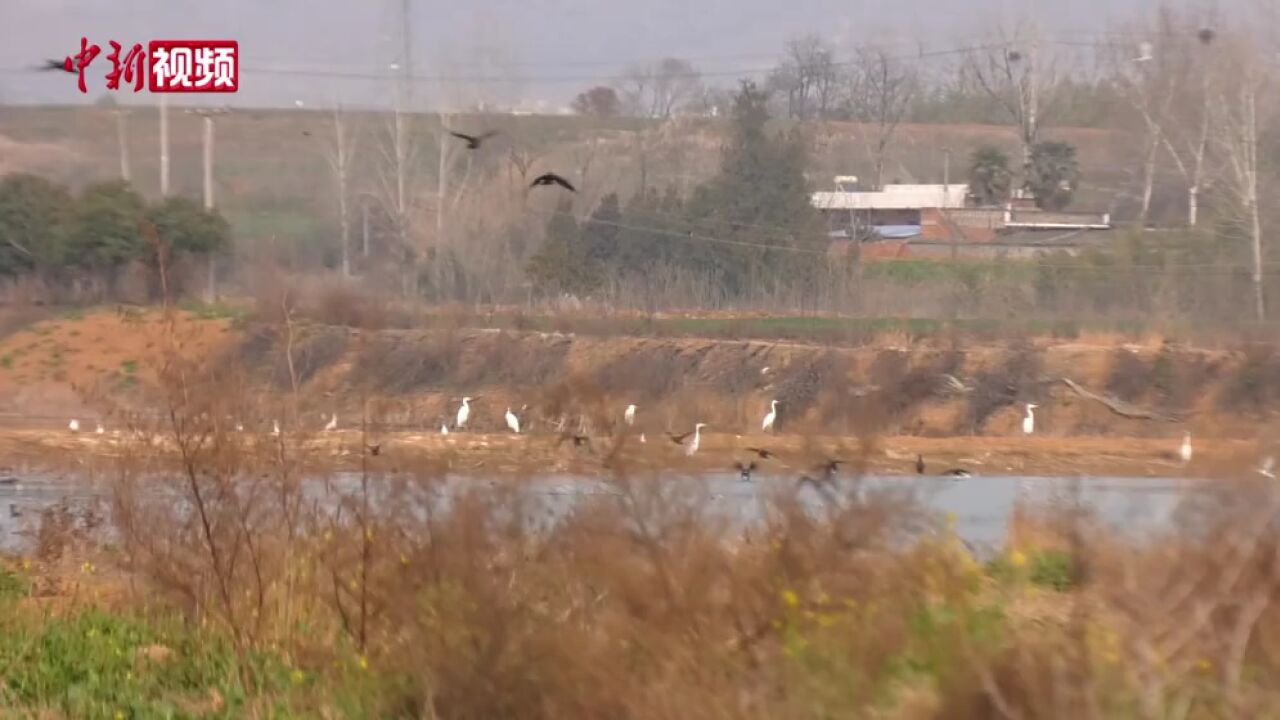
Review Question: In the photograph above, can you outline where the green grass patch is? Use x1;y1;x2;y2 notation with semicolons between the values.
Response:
0;610;293;718
180;301;252;323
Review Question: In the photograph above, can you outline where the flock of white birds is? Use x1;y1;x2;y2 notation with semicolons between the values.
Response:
60;397;1266;477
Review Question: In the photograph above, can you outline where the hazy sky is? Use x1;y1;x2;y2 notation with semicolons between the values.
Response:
0;0;1236;111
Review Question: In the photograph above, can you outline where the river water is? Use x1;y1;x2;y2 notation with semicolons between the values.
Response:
0;470;1199;557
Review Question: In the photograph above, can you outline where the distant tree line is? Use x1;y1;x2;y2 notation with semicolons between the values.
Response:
533;81;826;302
0;174;229;301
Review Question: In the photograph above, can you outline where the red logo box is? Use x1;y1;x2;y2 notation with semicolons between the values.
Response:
148;40;238;92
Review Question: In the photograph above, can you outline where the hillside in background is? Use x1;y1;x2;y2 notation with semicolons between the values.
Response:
0;105;1131;266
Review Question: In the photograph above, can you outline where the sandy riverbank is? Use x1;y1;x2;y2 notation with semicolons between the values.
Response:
0;427;1264;480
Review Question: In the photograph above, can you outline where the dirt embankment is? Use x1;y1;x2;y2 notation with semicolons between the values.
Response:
230;321;1279;444
0;309;1277;476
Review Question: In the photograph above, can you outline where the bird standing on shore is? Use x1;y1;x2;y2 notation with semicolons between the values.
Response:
68;419;79;433
1179;431;1193;465
505;408;521;434
624;404;636;426
96;423;105;435
915;454;925;474
680;420;711;453
762;400;779;432
324;414;338;432
456;397;472;430
1022;403;1038;435
272;420;280;436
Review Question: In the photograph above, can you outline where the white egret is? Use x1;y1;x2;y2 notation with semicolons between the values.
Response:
505;407;520;434
272;420;280;436
441;424;449;435
1179;432;1193;465
624;404;636;426
762;400;779;432
68;419;79;433
686;423;706;456
1022;403;1038;435
324;414;338;431
95;423;104;435
456;397;472;429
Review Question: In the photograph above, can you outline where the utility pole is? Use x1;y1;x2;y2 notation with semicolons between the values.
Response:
159;94;170;196
187;107;230;302
400;0;413;109
114;108;131;182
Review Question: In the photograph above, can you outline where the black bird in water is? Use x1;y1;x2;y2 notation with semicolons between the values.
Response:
745;447;775;460
448;129;499;150
798;459;844;496
915;454;925;474
530;172;576;192
734;461;757;482
941;468;972;478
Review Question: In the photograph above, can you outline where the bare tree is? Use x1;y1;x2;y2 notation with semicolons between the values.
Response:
1159;25;1219;227
770;35;841;120
1109;15;1180;226
966;22;1058;186
849;46;918;189
317;104;360;278
376;92;422;296
1110;10;1218;227
1213;36;1271;321
619;58;702;118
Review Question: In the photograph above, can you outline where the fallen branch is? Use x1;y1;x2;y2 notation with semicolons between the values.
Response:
1053;377;1187;423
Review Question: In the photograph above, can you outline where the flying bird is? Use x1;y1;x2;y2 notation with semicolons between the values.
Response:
530;172;576;192
941;468;972;478
762;400;779;432
39;58;76;73
745;447;775;460
448;129;499;149
366;443;381;456
667;430;694;446
734;461;757;482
